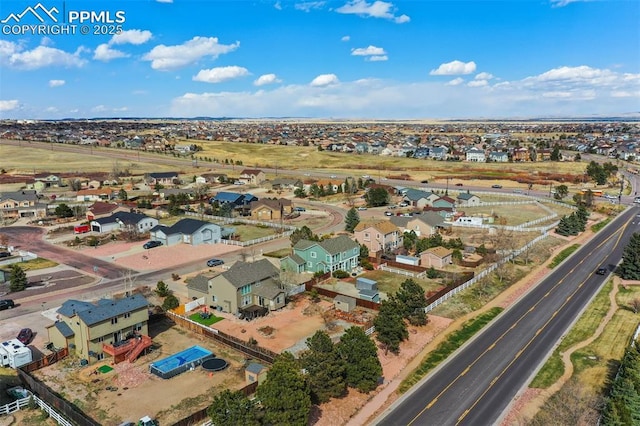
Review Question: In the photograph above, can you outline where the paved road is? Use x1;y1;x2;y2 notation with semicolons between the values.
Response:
375;206;640;426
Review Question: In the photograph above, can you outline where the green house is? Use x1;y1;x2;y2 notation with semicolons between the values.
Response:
284;235;360;274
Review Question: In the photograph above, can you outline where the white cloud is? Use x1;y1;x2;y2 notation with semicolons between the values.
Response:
45;106;58;113
550;0;587;7
336;0;410;23
110;29;153;45
295;2;326;12
142;36;240;70
274;1;282;10
367;55;388;62
93;43;129;61
0;41;86;70
351;45;386;56
0;100;19;111
156;0;172;3
310;74;339;87
254;73;282;86
48;79;65;87
193;66;250;83
430;60;477;76
92;105;107;113
468;80;489;87
169;65;640;119
475;72;494;80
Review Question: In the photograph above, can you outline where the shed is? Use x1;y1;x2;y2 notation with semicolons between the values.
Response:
334;294;357;313
395;255;420;266
359;289;380;303
245;362;268;385
356;277;378;291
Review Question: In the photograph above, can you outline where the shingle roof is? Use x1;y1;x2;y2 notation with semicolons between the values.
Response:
240;169;263;176
457;193;477;200
55;321;75;338
186;274;211;293
0;190;39;202
422;246;453;258
93;211;150;225
148;172;178;179
57;294;148;326
168;218;217;234
318;235;359;255
354;220;399;235
251;281;284;299
213;192;244;202
293;239;318;250
404;188;434;201
246;362;266;374
283;254;305;265
221;259;279;288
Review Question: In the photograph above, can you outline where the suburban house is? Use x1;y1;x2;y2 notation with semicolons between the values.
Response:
465;148;486;162
279;253;306;274
403;188;439;209
389;211;444;237
488;151;509;162
238;169;266;185
46;294;150;364
146;172;179;187
200;173;228;184
285;235;360;274
270;178;303;191
420;246;453;268
457;192;481;206
33;173;61;188
207;259;285;318
211;192;257;207
90;211;158;234
0;190;47;219
76;188;115;202
85;202;121;221
432;196;456;209
150;218;222;246
353;220;402;256
249;198;293;221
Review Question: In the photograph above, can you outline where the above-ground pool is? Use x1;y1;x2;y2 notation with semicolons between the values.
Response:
202;358;228;372
149;345;214;379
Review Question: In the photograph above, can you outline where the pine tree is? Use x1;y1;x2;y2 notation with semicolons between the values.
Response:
345;207;360;232
300;331;347;403
395;279;428;326
617;232;640;280
9;264;27;292
374;299;408;355
337;327;382;393
207;389;259;426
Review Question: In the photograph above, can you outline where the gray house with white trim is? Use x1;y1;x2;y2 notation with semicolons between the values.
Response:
150;218;221;246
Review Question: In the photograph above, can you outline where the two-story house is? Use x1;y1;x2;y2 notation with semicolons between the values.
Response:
0;190;47;219
46;294;150;364
207;259;285;318
465;148;486;162
284;235;360;274
146;172;179;187
488;151;509;162
353;220;402;256
238;169;266;185
249;198;293;220
389;211;444;237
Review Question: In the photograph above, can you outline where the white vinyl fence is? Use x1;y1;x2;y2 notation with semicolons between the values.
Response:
0;392;73;426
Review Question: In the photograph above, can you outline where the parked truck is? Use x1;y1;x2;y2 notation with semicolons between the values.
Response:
0;339;33;368
74;224;91;234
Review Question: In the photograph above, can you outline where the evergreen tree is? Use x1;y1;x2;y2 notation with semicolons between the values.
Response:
9;264;27;292
345;207;360;233
374;299;408;355
54;203;74;218
207;389;259;426
337;327;382;393
395;279;428;326
257;352;311;426
364;187;390;207
300;331;347;403
550;144;562;161
358;243;369;261
617;232;640;280
290;225;318;246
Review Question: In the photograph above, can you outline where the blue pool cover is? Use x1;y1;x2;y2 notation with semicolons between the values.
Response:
149;345;214;379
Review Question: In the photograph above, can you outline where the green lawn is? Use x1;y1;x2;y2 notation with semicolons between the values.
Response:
229;224;278;242
263;248;292;258
359;270;442;295
188;312;224;326
16;257;58;271
461;203;551;226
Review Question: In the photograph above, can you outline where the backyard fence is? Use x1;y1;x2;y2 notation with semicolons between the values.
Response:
166;311;278;364
185;211;297;231
220;230;294;247
304;281;381;311
0;391;74;426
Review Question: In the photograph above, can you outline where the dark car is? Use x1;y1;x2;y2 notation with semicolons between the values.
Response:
455;183;464;187
596;267;607;275
421;180;429;184
491;184;503;189
0;251;11;258
0;299;15;310
17;328;33;344
206;258;224;267
143;240;162;249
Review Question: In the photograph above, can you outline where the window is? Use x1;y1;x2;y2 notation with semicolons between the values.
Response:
310;252;316;258
307;261;312;267
97;353;104;360
134;323;143;331
97;336;105;342
241;284;252;295
124;312;131;319
111;317;118;325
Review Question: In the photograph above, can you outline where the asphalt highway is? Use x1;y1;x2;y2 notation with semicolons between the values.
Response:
375;206;640;426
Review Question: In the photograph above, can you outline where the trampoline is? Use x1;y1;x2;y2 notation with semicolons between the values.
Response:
202;358;228;372
149;345;214;379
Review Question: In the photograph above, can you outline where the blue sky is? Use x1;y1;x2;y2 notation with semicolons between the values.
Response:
0;0;638;119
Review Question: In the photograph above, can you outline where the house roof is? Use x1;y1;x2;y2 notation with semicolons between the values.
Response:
88;201;119;216
354;220;399;235
58;294;148;326
457;192;478;200
283;253;305;265
404;188;434;201
0;190;39;202
166;218;218;235
435;196;456;204
251;281;284;300
246;362;266;374
240;169;264;176
148;172;178;179
250;198;292;211
213;192;244;203
293;239;318;250
55;321;75;338
318;235;359;255
93;211;150;225
221;259;279;289
186;274;211;293
422;246;453;258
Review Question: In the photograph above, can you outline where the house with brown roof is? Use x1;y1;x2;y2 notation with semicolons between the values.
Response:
353;220;402;256
238;169;266;185
249;198;293;220
420;246;453;268
389;211;444;237
76;188;115;202
86;201;121;221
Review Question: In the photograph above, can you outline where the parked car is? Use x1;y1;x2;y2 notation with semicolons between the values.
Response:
143;240;162;249
233;180;246;185
357;206;367;211
0;251;10;258
17;328;33;344
206;258;224;267
455;183;464;187
0;299;15;310
293;207;306;212
596;267;607;275
421;180;429;184
491;184;503;189
385;211;393;216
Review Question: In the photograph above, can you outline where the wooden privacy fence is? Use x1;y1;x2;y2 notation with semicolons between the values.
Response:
20;347;68;373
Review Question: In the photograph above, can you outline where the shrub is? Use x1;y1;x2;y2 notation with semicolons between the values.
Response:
332;270;349;279
361;259;374;270
162;294;180;311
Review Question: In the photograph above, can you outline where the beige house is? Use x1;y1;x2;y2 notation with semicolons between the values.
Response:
390;212;444;237
249;198;293;220
207;259;285;319
76;188;115;202
0;190;47;219
238;169;266;185
353;220;402;256
46;294;150;364
420;246;453;268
